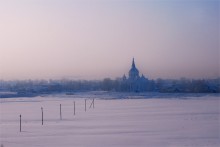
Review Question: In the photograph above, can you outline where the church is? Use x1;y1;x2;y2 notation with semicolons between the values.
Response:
121;58;148;92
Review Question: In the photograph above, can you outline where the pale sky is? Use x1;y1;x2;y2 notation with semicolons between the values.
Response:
0;0;219;80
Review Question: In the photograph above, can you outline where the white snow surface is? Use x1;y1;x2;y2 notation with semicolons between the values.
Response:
0;93;219;147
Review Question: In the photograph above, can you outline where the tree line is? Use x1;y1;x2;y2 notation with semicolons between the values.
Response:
0;78;219;97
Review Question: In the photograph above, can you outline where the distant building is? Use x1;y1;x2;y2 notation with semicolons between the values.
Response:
121;58;148;92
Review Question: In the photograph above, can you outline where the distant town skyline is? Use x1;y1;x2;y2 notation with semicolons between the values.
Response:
0;0;219;80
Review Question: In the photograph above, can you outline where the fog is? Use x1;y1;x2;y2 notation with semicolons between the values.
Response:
0;0;219;80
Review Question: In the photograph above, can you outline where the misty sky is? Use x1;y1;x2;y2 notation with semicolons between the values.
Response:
0;0;219;80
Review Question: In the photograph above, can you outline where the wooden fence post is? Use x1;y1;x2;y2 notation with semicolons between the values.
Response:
41;107;43;125
19;115;21;132
89;99;95;109
85;99;87;112
74;101;75;115
60;104;62;120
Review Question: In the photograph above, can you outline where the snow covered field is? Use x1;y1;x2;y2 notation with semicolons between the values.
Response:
0;94;219;147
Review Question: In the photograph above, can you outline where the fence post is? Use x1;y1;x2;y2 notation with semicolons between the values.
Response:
89;99;94;109
60;104;62;120
74;101;75;115
41;107;43;125
19;115;21;132
85;99;86;112
93;98;95;109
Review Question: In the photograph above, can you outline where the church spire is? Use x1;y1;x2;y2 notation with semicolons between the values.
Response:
129;58;139;80
132;58;136;68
